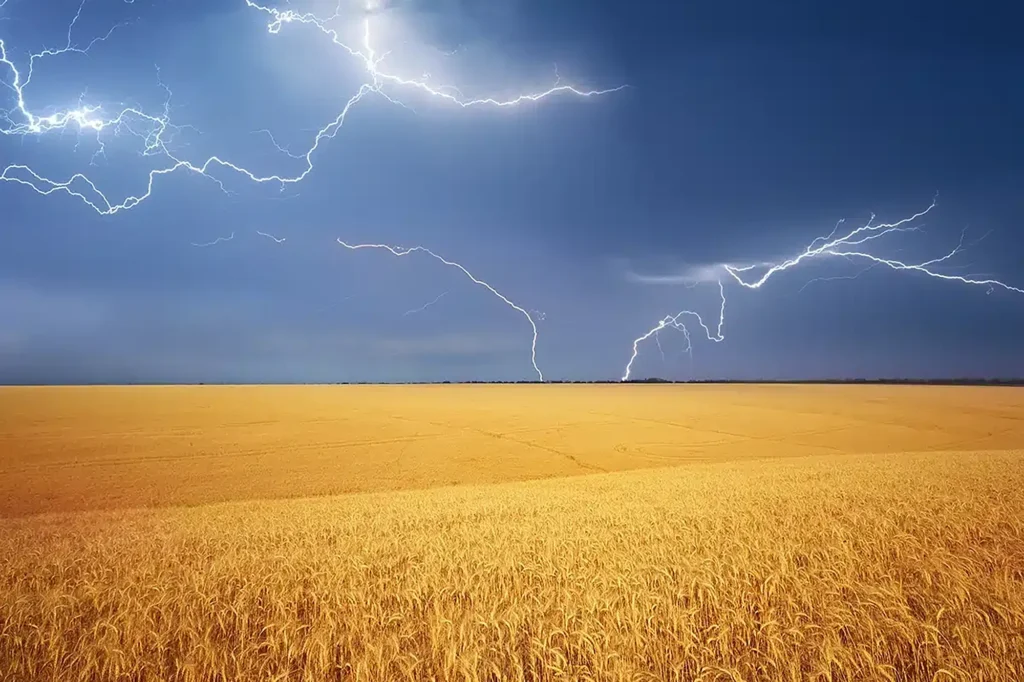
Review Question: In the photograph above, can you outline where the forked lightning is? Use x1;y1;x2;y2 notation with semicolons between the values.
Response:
0;0;621;379
3;4;1019;382
623;200;1024;380
0;0;624;214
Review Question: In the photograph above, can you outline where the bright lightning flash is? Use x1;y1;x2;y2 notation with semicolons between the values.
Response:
1;0;621;381
623;200;1024;381
337;240;543;381
0;0;127;137
0;0;624;214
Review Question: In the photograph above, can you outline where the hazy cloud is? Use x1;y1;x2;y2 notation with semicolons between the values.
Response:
624;263;727;286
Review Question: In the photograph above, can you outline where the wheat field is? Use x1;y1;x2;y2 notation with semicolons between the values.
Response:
2;385;1023;681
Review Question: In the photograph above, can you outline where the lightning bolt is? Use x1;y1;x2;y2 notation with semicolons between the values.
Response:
337;239;542;381
623;281;725;381
797;262;880;293
0;1;624;214
0;0;128;137
722;201;1023;295
623;200;1024;381
256;230;287;243
1;1;621;381
190;232;235;248
403;290;448;317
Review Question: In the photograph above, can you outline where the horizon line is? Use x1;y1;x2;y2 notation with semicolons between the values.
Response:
2;378;1023;388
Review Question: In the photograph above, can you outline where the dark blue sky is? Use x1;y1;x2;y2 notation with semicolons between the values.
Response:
1;0;1022;383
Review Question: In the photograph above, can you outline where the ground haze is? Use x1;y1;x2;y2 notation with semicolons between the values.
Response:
2;385;1023;681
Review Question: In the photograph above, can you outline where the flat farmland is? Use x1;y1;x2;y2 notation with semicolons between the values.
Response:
1;384;1022;516
2;384;1024;681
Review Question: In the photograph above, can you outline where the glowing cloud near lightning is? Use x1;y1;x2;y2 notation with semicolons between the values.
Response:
337;240;543;381
0;1;624;214
623;200;1024;381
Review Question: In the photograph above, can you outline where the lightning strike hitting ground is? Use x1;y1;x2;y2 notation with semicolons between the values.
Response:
623;281;725;381
403;291;448;317
0;1;624;214
623;201;1024;381
337;240;542;381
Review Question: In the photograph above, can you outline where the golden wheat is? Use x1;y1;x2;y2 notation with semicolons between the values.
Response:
1;385;1023;681
2;384;1021;516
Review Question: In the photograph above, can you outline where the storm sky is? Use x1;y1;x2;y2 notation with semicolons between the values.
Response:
1;0;1022;383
